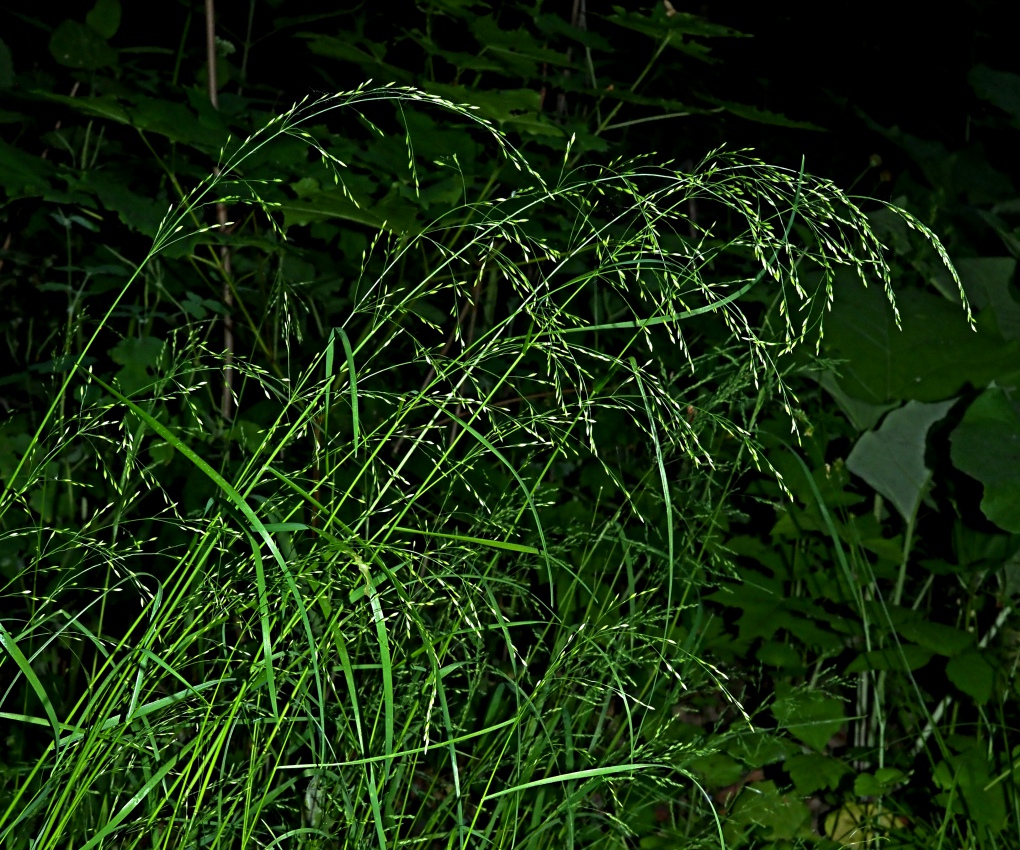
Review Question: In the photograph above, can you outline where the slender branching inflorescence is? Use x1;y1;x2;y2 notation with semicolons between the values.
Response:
0;85;964;849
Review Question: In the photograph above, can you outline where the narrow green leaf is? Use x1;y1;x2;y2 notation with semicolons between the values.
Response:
0;625;62;755
630;357;674;646
482;764;658;801
337;327;360;455
391;526;539;554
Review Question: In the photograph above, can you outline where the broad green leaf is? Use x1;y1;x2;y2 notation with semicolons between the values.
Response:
846;398;956;523
0;139;55;197
969;64;1020;128
845;644;933;672
572;83;711;113
756;640;802;669
705;97;826;130
785;753;848;795
416;49;504;75
424;82;543;128
782;612;846;653
823;275;1016;403
607;6;745;41
728;731;799;768
129;96;227;148
228;420;267;454
815;369;898;431
772;686;844;752
907;621;974;655
49;19;117;70
768;452;865;511
690;751;744;787
950;386;1020;532
946;650;995;704
954;257;1020;340
86;0;122;40
950;145;1016;205
934;745;1007;833
0;428;33;490
870;604;974;656
726;780;813;843
534;14;613;50
280;192;416;234
79;171;165;236
108;336;165;396
860;122;954;195
469;15;577;71
300;33;412;83
854;767;907;796
37;92;130;124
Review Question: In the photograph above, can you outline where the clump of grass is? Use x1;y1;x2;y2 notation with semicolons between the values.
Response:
0;84;960;849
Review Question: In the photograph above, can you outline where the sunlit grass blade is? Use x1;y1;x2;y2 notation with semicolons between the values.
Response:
0;624;62;757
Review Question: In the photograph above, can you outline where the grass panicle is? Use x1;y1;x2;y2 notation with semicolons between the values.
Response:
0;85;966;849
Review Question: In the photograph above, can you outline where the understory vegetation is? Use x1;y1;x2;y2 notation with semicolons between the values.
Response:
1;3;1018;849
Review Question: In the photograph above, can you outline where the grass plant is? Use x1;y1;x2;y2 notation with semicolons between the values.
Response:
0;85;967;849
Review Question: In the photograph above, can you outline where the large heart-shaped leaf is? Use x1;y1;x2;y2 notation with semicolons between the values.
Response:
950;386;1020;532
822;274;1015;404
49;19;116;70
847;399;956;522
